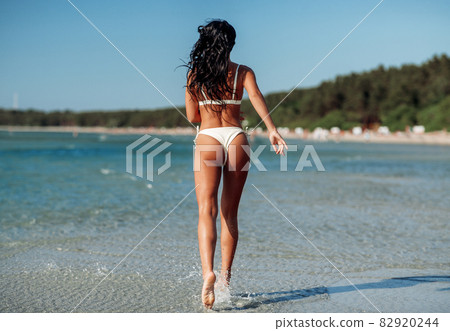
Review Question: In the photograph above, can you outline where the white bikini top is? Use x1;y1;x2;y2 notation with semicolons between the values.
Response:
199;64;241;106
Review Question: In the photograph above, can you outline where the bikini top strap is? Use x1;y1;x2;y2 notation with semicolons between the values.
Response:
200;65;240;102
201;87;208;100
232;64;240;100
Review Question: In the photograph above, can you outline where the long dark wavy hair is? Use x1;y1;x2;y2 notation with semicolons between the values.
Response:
186;20;236;106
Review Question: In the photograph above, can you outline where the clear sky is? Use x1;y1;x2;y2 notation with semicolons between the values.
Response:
1;0;449;112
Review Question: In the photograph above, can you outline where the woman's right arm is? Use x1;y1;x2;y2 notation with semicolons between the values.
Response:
185;87;201;123
243;66;287;155
185;73;201;123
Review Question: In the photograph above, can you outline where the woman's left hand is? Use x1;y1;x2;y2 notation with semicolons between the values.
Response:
269;130;288;156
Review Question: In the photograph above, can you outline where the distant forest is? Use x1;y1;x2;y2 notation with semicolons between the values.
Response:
1;54;449;132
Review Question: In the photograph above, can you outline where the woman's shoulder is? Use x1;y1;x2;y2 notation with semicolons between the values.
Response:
236;64;255;82
234;64;254;77
236;63;251;71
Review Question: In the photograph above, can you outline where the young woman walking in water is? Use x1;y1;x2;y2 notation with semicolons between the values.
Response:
185;20;287;309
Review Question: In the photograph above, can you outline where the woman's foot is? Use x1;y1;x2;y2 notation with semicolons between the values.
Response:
202;271;216;309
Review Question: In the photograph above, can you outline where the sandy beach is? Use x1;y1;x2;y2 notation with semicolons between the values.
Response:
1;125;450;145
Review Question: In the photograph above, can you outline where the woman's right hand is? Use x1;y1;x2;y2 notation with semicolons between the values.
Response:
269;130;288;156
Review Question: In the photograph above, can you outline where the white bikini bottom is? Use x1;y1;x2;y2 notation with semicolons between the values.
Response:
194;126;246;164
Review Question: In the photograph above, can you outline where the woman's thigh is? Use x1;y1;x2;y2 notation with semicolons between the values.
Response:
221;133;250;212
194;134;224;205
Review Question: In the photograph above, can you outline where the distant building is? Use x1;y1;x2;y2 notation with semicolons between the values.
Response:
330;127;340;135
378;126;390;135
278;127;290;135
312;127;329;141
352;127;363;135
294;127;304;135
412;125;425;134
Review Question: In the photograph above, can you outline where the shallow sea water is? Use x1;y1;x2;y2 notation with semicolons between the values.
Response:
0;131;449;312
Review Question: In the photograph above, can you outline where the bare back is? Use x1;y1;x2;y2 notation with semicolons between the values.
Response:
197;62;245;130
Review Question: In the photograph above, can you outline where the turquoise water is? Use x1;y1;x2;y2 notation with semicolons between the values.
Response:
0;131;449;312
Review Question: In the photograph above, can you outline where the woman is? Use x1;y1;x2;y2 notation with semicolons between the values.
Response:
185;20;287;309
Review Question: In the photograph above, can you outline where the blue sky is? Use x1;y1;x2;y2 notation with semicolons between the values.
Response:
1;0;449;111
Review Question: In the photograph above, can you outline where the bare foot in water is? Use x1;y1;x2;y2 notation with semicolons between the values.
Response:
202;271;216;309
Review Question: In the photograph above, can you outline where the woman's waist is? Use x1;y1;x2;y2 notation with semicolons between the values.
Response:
199;122;243;130
198;118;243;131
198;125;244;133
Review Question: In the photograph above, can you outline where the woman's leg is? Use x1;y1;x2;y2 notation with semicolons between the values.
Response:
194;134;224;309
219;133;250;285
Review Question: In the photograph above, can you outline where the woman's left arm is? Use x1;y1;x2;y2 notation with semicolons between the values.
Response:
185;87;201;123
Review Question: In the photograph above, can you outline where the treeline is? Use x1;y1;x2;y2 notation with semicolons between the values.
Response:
0;107;187;128
246;53;450;131
1;53;449;131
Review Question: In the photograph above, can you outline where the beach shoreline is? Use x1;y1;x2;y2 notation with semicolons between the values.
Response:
1;125;450;145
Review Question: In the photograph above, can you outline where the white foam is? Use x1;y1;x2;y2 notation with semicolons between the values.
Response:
214;283;231;305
